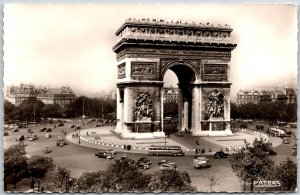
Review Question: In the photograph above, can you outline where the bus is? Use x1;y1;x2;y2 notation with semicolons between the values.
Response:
268;128;286;137
148;145;185;156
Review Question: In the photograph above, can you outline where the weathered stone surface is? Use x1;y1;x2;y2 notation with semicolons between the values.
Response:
114;19;237;138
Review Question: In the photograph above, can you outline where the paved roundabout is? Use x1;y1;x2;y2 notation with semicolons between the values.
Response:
66;126;283;155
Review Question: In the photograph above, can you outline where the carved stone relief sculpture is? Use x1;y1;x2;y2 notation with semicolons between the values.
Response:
131;62;155;76
134;92;153;121
206;90;224;119
118;63;126;79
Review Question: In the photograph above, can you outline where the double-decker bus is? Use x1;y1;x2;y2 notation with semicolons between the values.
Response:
148;145;185;156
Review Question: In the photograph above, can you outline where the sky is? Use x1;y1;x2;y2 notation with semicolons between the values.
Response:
3;4;298;98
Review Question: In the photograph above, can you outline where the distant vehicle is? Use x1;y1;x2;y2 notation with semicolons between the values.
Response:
193;157;210;168
45;133;51;139
137;157;152;165
214;151;229;158
293;144;297;150
28;129;33;133
95;152;113;159
160;163;177;171
45;128;52;132
17;135;25;141
71;125;75;128
58;122;64;127
43;147;51;154
135;160;150;169
94;124;101;127
39;127;47;132
75;126;82;129
56;136;68;146
158;160;172;165
283;138;290;144
29;135;38;141
12;128;19;132
148;145;185;156
269;128;286;137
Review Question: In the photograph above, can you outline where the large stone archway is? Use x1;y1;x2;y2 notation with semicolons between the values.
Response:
113;18;237;139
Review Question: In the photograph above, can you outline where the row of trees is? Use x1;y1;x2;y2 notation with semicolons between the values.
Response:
4;96;116;123
4;144;55;190
44;158;196;192
231;102;297;122
5;144;196;192
230;139;297;192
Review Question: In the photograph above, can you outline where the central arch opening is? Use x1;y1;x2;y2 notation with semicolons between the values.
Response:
162;64;196;134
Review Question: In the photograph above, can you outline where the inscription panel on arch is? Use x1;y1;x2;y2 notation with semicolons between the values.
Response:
202;64;227;81
131;62;157;79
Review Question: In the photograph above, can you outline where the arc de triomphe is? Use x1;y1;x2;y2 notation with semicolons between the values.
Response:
113;18;237;139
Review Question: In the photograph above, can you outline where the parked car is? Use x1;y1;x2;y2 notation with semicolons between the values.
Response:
293;144;297;150
193;157;210;168
43;147;51;154
12;128;19;132
71;125;75;128
283;138;290;144
17;135;25;141
214;151;229;158
240;124;248;128
158;160;172;165
160;163;177;171
45;128;52;132
45;133;51;139
58;122;64;127
56;136;68;146
95;152;114;159
39;127;47;132
137;157;152;165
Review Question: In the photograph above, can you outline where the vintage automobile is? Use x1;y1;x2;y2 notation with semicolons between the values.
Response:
159;163;177;171
193;157;210;168
214;151;229;158
94;152;114;159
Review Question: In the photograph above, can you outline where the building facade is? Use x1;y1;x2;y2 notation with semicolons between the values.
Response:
4;84;76;108
163;87;178;103
36;86;76;108
235;88;297;105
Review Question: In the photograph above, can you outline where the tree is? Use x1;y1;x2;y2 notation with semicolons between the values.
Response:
76;171;108;192
265;158;297;192
27;155;55;178
4;100;15;121
4;144;28;190
229;139;275;192
41;104;62;118
148;170;196;192
51;167;74;192
103;158;151;192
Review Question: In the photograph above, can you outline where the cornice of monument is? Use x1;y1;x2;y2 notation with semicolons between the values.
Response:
113;18;237;53
115;18;233;35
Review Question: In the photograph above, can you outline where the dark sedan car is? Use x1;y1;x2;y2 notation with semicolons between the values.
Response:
95;152;113;159
214;151;229;158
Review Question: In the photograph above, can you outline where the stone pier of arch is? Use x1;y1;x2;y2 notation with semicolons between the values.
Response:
112;18;237;139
